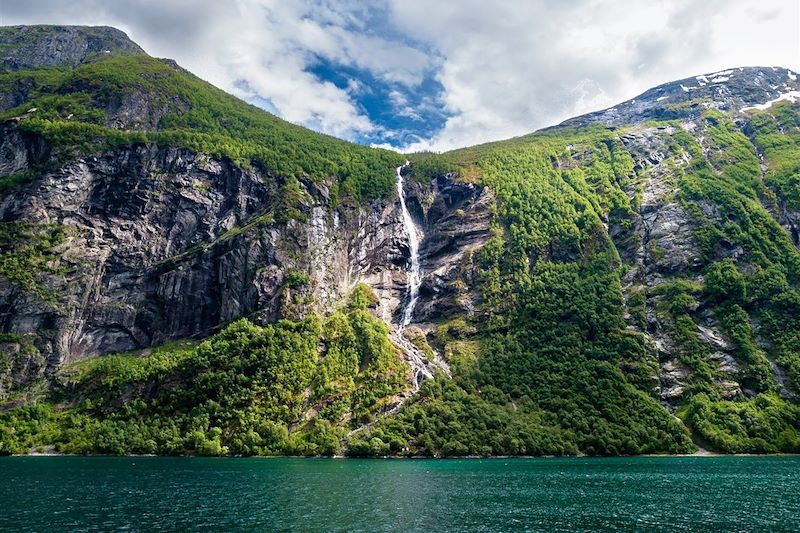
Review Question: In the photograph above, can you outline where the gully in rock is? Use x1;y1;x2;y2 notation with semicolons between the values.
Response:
392;163;436;393
396;162;423;330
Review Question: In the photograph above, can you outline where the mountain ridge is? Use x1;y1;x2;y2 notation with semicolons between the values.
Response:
555;65;799;129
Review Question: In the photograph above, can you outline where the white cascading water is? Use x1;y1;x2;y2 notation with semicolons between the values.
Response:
396;163;422;329
391;163;450;394
348;164;449;438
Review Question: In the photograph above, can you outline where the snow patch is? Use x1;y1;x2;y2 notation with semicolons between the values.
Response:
740;91;800;112
696;74;709;83
711;76;729;83
789;70;798;81
710;69;734;77
680;84;692;92
656;96;668;101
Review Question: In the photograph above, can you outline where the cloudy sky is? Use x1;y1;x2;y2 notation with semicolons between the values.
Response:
2;0;798;151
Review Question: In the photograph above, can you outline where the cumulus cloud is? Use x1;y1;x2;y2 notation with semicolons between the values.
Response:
388;0;800;151
0;0;433;140
1;0;798;150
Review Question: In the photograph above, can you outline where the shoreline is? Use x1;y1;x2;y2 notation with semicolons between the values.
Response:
9;451;800;459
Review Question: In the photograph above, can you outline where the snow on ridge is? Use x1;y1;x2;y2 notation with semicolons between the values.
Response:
789;70;798;81
711;76;729;83
709;69;734;78
740;91;800;112
696;74;709;83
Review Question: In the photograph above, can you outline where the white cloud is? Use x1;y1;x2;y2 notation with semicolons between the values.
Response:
388;0;800;151
0;0;433;140
2;0;798;149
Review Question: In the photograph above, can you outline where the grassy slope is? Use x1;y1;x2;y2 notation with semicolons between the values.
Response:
0;54;404;202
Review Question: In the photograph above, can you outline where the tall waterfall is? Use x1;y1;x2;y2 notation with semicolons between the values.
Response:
396;163;422;329
386;163;450;398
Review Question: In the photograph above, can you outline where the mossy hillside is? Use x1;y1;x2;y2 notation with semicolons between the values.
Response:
747;102;800;210
395;111;800;455
5;103;800;455
2;30;800;455
359;128;694;456
0;286;407;456
0;222;67;298
1;55;404;202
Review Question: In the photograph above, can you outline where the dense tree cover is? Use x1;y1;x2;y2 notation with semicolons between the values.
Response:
358;130;696;456
348;376;579;457
683;393;800;453
0;55;404;202
0;286;407;455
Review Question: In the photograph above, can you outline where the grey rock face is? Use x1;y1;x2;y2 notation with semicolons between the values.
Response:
612;122;758;406
557;67;800;129
0;127;46;174
0;126;486;394
0;25;145;72
410;174;493;326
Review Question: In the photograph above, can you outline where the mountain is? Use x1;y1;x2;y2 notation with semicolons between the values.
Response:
1;25;799;456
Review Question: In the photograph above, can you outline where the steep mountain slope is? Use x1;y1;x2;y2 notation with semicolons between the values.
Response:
1;26;799;456
385;67;800;455
0;25;485;454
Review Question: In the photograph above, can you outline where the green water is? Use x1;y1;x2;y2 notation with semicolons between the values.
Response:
0;456;798;532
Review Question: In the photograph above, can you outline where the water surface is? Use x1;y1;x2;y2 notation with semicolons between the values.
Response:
1;456;798;531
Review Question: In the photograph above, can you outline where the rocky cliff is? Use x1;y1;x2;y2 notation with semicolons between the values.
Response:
0;25;145;72
0;123;488;394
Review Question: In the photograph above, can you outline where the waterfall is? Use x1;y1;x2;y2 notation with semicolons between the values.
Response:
346;164;451;438
391;163;450;395
396;162;422;329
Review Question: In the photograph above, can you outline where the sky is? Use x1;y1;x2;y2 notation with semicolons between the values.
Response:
1;0;798;152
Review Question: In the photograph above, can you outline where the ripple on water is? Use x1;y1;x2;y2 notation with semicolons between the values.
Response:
0;456;798;532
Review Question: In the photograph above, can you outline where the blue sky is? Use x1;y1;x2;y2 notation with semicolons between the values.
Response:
2;0;799;151
307;57;449;147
